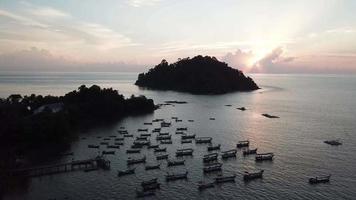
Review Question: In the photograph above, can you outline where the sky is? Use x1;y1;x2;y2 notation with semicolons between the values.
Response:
0;0;356;73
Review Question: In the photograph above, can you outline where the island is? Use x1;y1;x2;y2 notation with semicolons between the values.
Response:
0;85;156;170
135;55;259;94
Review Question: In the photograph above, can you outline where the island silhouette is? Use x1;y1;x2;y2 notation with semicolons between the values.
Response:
135;55;259;94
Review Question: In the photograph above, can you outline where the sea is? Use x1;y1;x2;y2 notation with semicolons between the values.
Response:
1;72;356;200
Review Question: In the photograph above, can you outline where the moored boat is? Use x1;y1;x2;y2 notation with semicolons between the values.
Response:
215;175;236;183
138;128;148;132
243;148;257;156
88;145;99;148
136;190;155;198
160;140;173;144
115;138;124;141
127;156;146;165
123;134;133;137
181;139;192;144
140;133;151;137
156;135;171;140
243;170;264;181
167;160;185;166
309;175;331;184
126;149;141;154
181;134;196;139
148;144;159;149
198;181;215;190
166;171;188;181
207;144;221;151
107;145;120;149
156;154;169;160
158;132;169;136
196;137;212;144
154;147;167;152
145;164;160;170
255;153;274;161
203;153;218;163
177;127;188;131
102;150;115;155
176;148;194;156
118;168;135;176
176;131;185;134
141;178;158;187
236;140;249;148
221;149;237;159
324;140;342;146
203;162;222;173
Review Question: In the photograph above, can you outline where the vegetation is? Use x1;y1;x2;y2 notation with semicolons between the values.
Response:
135;55;259;94
0;85;155;154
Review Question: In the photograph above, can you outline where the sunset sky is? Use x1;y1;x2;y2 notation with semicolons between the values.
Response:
1;0;356;73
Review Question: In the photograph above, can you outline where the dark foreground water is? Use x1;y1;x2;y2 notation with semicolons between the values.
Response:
2;72;356;200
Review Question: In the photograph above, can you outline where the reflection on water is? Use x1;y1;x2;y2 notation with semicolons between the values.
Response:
2;73;356;200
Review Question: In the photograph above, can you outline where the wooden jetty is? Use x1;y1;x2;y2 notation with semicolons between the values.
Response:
9;156;110;177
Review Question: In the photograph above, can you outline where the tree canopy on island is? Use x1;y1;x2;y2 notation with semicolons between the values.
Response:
135;55;259;94
0;85;156;148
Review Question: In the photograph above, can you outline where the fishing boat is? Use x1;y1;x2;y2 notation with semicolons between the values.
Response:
154;147;167;152
117;168;135;176
255;153;274;161
166;171;188;181
148;144;159;149
88;145;99;148
102;151;115;155
136;136;148;141
115;138;124;141
236;140;249;148
243;170;264;181
167;160;185;166
136;190;155;198
142;183;160;191
140;133;151;137
237;107;246;111
203;153;218;163
188;120;194;122
309;175;331;184
161;122;171;127
123;134;133;137
176;131;185;135
141;178;158;186
181;134;196;139
176;148;194;156
138;128;148;132
119;126;125;129
145;164;161;170
152;128;161;133
107;145;120;149
103;138;111;141
243;148;257;156
152;118;164;122
134;140;150;146
203;163;222;173
156;154;169;160
114;142;123;145
221;149;237;159
177;127;188;131
100;142;109;145
209;117;215;120
160;140;172;144
117;130;128;134
144;122;153;125
207;144;221;151
131;144;144;149
156;135;171;140
127;156;146;165
158;132;169;136
198;181;215;190
262;113;280;118
196;137;212;144
181;139;192;144
176;119;182;122
324;140;342;146
126;149;141;154
214;175;236;183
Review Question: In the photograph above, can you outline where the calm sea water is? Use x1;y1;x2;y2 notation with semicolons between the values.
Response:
2;72;356;200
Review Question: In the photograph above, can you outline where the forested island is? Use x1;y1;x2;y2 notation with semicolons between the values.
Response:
0;85;155;164
135;55;259;94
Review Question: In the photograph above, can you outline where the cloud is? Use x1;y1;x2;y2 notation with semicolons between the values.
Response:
127;0;162;7
0;47;145;72
27;6;71;18
221;49;254;69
